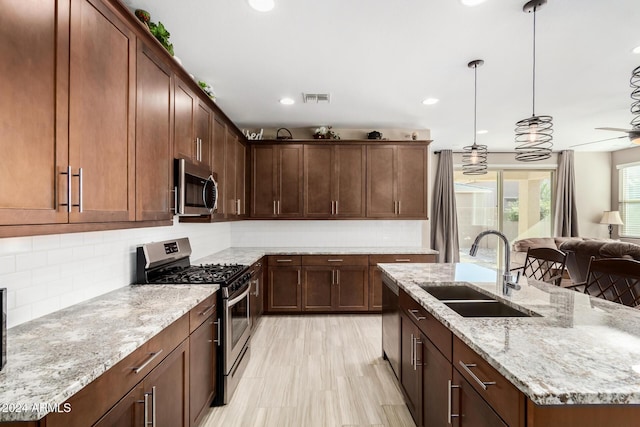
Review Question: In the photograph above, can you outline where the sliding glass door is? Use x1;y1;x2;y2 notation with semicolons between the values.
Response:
455;169;553;267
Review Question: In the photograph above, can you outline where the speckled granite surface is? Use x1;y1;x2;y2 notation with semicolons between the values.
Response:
194;246;438;266
0;284;218;422
378;262;640;405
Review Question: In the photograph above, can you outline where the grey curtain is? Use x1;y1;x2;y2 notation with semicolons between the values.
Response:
431;150;460;262
553;150;580;237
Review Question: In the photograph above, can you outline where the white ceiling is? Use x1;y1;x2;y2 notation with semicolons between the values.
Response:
124;0;640;152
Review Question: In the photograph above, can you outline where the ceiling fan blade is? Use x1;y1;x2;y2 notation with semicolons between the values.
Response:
595;127;634;133
569;135;627;148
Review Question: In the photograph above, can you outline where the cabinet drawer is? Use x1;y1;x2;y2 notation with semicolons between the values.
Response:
399;289;452;361
453;336;525;427
46;314;189;427
302;255;368;266
369;254;436;265
268;255;302;266
189;292;217;333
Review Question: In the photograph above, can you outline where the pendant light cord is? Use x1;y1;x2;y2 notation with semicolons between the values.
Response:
473;63;478;145
532;6;537;116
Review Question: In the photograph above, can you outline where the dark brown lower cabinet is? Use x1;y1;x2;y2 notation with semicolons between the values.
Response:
335;266;368;311
400;312;423;427
142;339;190;427
452;369;508;427
422;335;452;427
189;314;216;426
93;384;144;427
268;266;302;312
304;267;334;311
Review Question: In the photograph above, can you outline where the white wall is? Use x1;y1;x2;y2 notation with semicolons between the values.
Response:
573;151;612;238
0;219;231;328
231;220;424;247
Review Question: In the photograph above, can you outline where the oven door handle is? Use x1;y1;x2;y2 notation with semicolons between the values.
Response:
227;285;251;307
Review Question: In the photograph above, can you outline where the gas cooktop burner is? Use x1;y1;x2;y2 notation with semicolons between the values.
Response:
148;264;247;286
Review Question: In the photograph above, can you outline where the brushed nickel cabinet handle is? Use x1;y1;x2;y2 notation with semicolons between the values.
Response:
277;200;280;214
151;385;156;427
335;200;339;215
331;270;335;285
214;320;221;346
59;166;72;213
395;258;411;262
408;309;426;322
458;361;496;390
398;200;401;215
199;304;215;317
410;333;414;368
76;167;83;213
273;200;277;215
144;390;151;426
337;269;340;284
327;259;343;262
133;349;163;374
297;269;301;285
276;259;292;263
448;380;460;424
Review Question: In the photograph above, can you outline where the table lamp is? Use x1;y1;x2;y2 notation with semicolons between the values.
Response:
600;210;623;239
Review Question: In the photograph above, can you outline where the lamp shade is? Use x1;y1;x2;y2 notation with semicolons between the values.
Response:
600;210;624;225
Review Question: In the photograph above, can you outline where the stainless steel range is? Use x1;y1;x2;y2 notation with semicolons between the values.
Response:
136;237;251;405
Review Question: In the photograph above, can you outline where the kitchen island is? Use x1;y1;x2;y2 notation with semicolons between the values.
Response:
379;262;640;426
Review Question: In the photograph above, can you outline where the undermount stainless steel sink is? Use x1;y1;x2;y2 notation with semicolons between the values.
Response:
421;284;539;318
444;300;539;318
421;285;494;301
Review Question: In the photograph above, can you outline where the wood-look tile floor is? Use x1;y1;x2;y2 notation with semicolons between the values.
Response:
200;315;416;427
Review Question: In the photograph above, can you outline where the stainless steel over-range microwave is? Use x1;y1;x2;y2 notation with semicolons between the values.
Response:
174;158;218;216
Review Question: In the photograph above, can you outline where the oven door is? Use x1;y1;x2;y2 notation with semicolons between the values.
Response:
224;283;251;373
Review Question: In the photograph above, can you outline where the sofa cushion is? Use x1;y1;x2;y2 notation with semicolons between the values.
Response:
512;237;557;252
600;242;640;260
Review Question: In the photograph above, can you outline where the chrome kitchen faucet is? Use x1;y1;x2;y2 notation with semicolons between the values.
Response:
469;230;521;296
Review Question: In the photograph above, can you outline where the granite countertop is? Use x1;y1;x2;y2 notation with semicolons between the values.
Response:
194;246;438;266
0;284;218;422
378;262;640;406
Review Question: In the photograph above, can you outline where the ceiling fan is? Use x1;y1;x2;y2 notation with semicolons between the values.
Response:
571;65;640;149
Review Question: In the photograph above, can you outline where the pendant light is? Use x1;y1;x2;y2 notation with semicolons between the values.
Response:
630;65;640;143
462;59;488;175
515;0;553;162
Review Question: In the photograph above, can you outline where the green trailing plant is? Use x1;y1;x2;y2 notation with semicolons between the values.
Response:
148;21;174;56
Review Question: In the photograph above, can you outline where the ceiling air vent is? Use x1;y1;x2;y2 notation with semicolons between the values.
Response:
302;93;331;104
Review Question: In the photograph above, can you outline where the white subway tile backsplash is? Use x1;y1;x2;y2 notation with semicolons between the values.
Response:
32;234;61;251
16;283;48;307
47;248;74;265
16;251;48;271
0;270;32;290
7;305;31;328
0;236;32;256
6;290;16;310
31;296;62;320
0;256;15;275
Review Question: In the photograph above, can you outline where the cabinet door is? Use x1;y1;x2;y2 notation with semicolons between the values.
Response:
224;129;238;215
135;43;172;222
335;266;369;311
174;78;196;162
93;384;144;427
251;145;276;217
334;145;366;218
212;117;226;216
235;137;246;216
143;340;189;427
189;315;216;427
68;0;135;223
304;145;333;217
196;101;212;170
267;267;302;312
453;370;508;427
303;267;334;311
423;336;452;427
401;313;423;427
0;0;68;225
369;266;383;312
397;145;428;218
367;145;397;218
277;145;304;217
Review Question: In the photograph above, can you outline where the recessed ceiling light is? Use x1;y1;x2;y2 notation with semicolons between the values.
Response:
460;0;488;6
422;98;439;105
248;0;274;12
633;45;640;54
279;97;294;105
477;130;489;134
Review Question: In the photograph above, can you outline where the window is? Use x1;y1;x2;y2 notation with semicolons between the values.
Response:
619;163;640;237
455;169;554;267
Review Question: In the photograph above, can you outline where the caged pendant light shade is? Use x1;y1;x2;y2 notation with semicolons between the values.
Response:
515;0;553;162
462;59;488;175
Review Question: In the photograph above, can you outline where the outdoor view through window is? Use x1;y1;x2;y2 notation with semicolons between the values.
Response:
455;170;554;268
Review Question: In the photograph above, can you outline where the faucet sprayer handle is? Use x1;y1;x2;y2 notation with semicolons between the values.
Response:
508;271;522;291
